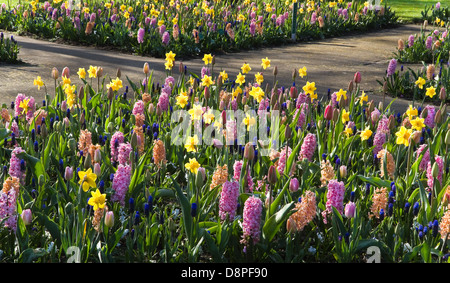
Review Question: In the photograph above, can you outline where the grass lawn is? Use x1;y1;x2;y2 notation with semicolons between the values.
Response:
386;0;441;22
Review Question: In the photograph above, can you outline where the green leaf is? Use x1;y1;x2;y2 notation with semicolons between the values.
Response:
172;177;193;243
357;175;391;189
19;248;47;263
263;202;294;242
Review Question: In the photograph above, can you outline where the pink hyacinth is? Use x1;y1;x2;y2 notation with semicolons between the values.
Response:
415;144;430;172
164;76;175;88
373;131;386;156
387;59;397;77
426;36;433;50
277;146;292;175
408;35;415;47
157;93;169;112
296;92;307;107
295;103;308;129
376;115;390;134
132;100;145;116
118;142;132;165
14;93;26;118
427;155;444;189
162;31;170;46
10;120;19;138
321;179;345;224
233;160;254;193
111;164;132;206
299;133;316;162
422;105;435;129
110;131;125;163
219;181;240;222
137;27;145;44
9;147;26;182
241;196;263;247
0;188;18;231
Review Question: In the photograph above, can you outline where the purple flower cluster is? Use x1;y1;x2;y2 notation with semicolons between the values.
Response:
241;196;263;247
111;164;132;206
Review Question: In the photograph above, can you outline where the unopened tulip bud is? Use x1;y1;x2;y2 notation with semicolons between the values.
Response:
116;68;121;78
179;62;183;74
332;108;340;123
268;165;278;184
339;165;347;178
104;211;114;228
62;66;70;78
51;67;59;80
108;87;114;101
198;167;206;182
411;130;421;145
94;149;102;163
440;87;446;100
432;162;439;178
388;114;395;130
131;132;138;149
445;131;450;145
65;166;73;181
143;62;150;74
273;66;278;76
148;103;154;114
79;86;84;101
354;71;361;84
68;138;77;152
204;86;210;100
244;142;255;161
292;68;297;80
84;153;92;169
344;202;356;218
156;104;162;116
435;109;442;125
94;162;101;176
324;104;333;120
21;209;32;226
213;138;223;149
348;80;354;93
290;86;298;99
97;67;103;78
285;125;292;140
41;123;48;138
383;81;388;93
289;178;299;192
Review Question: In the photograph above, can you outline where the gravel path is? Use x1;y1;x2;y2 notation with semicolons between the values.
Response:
0;24;430;114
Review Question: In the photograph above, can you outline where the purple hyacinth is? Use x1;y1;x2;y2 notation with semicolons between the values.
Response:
137;28;145;44
162;31;170;46
387;59;397;76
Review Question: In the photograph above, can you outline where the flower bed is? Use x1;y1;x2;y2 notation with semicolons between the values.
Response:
0;0;398;58
0;52;448;263
0;32;20;63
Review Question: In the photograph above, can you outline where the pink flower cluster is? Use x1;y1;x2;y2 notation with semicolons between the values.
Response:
241;196;263;247
295;103;308;129
0;189;18;231
422;105;435;129
233;160;254;193
9;147;26;182
277;146;294;176
110;131;125;163
118;142;132;165
298;133;316;162
132;100;145;116
415;144;430;172
219;181;239;222
111;164;132;206
321;179;345;224
427;155;444;189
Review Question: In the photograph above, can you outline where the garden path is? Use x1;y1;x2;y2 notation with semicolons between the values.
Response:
0;24;436;114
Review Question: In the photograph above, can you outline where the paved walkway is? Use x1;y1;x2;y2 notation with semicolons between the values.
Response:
0;24;430;114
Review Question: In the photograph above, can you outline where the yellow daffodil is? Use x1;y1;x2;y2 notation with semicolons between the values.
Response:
88;189;106;211
201;75;213;88
176;92;189;108
410;117;425;131
203;109;215;124
220;70;228;83
298;66;307;78
34;76;44;90
188;103;203;120
406;105;418;120
232;86;243;99
341;108;350;124
19;99;30;115
185;158;200;174
302;81;316;96
336;89;347;102
202;53;213;65
185;135;199;152
344;126;353;137
241;63;251;74
255;72;264;85
165;51;176;62
243;113;256;131
88;65;98;78
77;68;86;80
359;91;368;106
310;92;317;103
107;78;123;91
425;86;436;98
261;57;271;70
249;86;265;103
236;73;246;85
395;126;412;147
165;60;174;70
360;127;372;141
78;168;97;192
415;77;426;89
61;76;71;89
